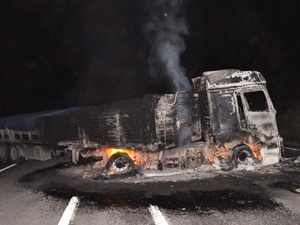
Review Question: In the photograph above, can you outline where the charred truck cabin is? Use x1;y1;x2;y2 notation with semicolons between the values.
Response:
0;70;282;173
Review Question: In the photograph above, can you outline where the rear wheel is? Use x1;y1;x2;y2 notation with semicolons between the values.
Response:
107;153;131;175
9;145;25;164
0;142;8;164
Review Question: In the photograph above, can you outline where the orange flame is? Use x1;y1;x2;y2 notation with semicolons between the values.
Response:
208;146;231;163
94;148;148;166
246;143;262;161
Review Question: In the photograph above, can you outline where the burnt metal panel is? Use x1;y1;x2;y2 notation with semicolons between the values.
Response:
203;69;241;84
198;90;210;136
96;98;146;150
42;115;80;144
82;112;101;143
143;95;160;147
121;112;143;145
154;94;177;147
210;91;240;138
207;71;266;90
99;111;122;146
192;75;206;92
144;93;201;150
176;93;201;143
240;88;279;138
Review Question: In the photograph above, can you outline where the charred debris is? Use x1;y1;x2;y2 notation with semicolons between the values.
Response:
0;70;282;175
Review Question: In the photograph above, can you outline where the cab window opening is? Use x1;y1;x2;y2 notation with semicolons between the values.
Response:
243;91;268;112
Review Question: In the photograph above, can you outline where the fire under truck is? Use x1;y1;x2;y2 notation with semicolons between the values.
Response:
0;69;282;173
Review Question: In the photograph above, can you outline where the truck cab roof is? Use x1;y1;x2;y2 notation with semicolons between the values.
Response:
192;69;266;91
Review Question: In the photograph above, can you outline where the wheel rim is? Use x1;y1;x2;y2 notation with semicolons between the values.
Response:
110;156;130;174
10;147;18;162
236;149;251;164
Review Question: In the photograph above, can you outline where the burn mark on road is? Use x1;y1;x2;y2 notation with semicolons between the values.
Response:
39;187;281;214
271;181;300;194
19;164;281;214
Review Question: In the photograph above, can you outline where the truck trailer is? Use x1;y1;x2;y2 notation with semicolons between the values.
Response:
0;69;282;173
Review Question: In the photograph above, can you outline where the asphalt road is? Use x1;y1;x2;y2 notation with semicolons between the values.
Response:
0;149;300;225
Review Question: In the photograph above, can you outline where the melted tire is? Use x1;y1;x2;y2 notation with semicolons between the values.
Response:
107;153;132;175
220;145;260;171
230;145;255;167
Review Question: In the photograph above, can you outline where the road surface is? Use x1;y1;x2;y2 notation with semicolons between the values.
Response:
0;148;300;225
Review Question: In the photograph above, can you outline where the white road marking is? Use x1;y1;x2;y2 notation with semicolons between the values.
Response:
149;205;169;225
58;196;80;225
0;164;16;173
284;147;299;151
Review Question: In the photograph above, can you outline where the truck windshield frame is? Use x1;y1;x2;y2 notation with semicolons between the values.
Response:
243;90;269;112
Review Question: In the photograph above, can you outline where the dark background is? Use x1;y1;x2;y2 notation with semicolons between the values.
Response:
1;0;299;117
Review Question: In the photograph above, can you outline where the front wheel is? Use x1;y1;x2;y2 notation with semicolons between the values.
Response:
230;145;260;167
107;153;132;175
9;145;25;164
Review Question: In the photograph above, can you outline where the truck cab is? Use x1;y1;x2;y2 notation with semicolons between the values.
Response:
193;69;282;166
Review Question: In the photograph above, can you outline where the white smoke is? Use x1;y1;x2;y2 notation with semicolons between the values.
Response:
146;0;192;92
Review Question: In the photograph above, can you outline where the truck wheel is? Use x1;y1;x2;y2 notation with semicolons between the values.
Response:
0;142;8;164
107;153;131;175
9;145;25;164
230;145;254;167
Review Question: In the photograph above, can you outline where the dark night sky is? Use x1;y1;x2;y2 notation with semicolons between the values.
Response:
1;0;300;117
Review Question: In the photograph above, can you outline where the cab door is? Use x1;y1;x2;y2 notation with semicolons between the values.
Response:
237;88;278;138
210;92;240;137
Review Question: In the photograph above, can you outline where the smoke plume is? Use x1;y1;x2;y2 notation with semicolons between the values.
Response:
146;0;192;92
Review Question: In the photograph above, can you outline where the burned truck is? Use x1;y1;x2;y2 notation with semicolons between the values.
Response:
0;69;282;173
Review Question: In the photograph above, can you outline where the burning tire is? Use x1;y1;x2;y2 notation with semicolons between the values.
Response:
230;145;258;167
0;142;8;164
107;153;132;175
9;145;25;164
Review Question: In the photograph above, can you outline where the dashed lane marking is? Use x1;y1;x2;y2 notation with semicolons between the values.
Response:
0;164;16;173
58;196;80;225
149;204;169;225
